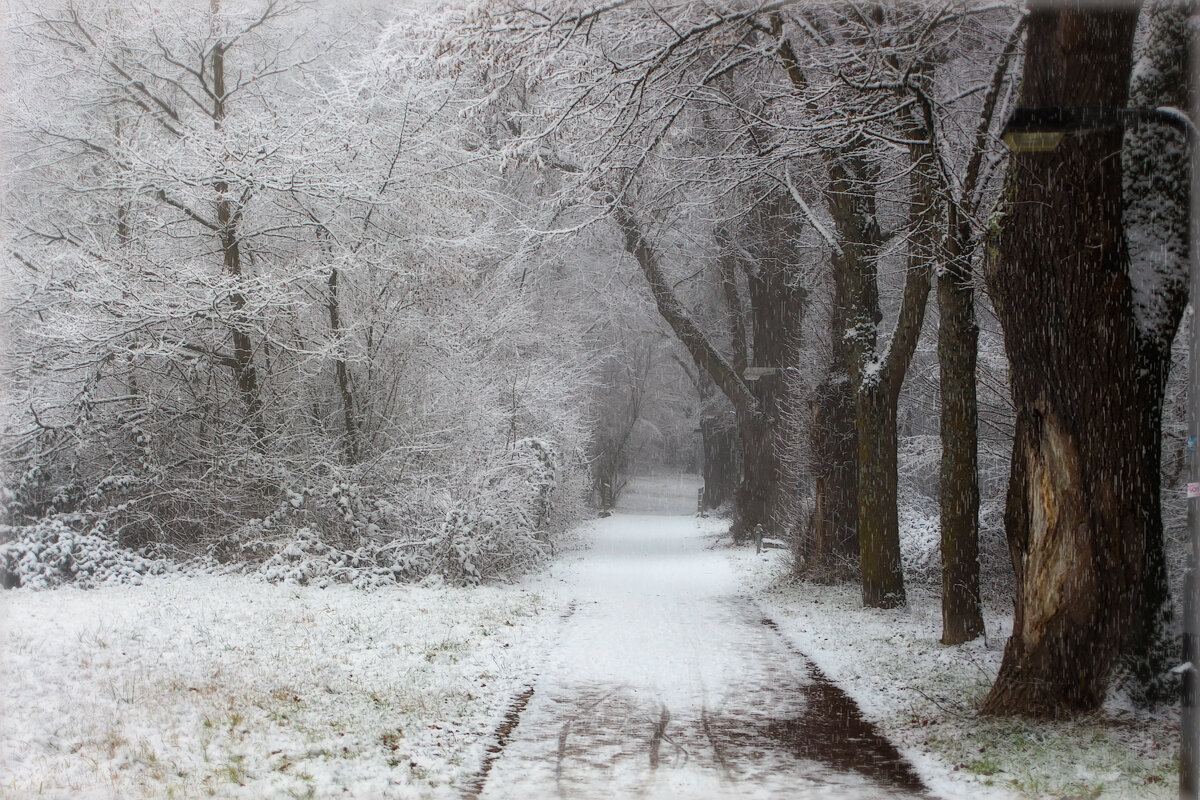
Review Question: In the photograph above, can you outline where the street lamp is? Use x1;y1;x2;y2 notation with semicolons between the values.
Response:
1001;105;1198;800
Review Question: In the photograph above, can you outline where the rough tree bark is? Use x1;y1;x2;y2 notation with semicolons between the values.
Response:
700;414;739;509
1117;0;1192;703
827;144;932;609
776;34;860;582
982;3;1150;716
803;367;859;581
920;20;1025;644
738;196;808;541
937;239;985;644
777;30;934;605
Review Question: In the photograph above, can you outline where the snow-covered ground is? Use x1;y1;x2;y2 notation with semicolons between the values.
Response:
0;575;561;799
732;548;1179;800
481;508;928;799
1;474;1180;799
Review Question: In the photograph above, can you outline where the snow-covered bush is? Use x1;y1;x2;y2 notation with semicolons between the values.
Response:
0;516;172;590
187;439;578;588
430;439;575;584
256;527;412;590
514;437;560;529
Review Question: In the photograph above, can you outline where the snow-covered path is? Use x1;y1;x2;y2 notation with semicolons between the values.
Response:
478;508;927;800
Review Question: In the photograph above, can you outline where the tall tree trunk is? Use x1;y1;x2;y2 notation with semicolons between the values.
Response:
708;230;750;515
802;368;859;580
799;236;858;581
327;266;359;464
1118;0;1191;704
982;3;1146;716
775;33;863;581
825;153;895;604
701;414;739;509
735;409;774;540
210;31;265;450
925;18;1026;646
741;197;808;539
938;237;985;644
826;144;932;609
856;383;905;606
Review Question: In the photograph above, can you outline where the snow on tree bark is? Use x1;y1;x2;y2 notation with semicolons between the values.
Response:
1118;0;1192;705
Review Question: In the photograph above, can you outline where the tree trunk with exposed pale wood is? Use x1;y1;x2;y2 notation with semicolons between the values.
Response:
982;3;1150;716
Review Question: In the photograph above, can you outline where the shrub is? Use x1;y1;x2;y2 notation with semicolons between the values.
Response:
0;515;172;590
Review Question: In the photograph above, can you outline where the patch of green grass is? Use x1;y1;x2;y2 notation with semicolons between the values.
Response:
967;757;1000;776
926;714;1176;799
217;754;247;785
286;784;316;800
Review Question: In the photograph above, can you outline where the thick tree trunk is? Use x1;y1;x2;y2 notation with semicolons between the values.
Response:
824;139;931;609
701;414;739;509
937;254;985;644
922;22;1026;647
735;409;774;542
982;4;1146;716
1117;0;1192;705
802;371;859;580
774;34;865;580
740;208;807;539
800;232;858;581
1120;358;1178;702
824;153;900;605
856;384;905;607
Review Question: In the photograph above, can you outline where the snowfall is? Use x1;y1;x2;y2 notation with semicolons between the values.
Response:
0;476;1179;799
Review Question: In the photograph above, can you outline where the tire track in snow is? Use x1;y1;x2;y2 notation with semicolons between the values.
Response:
477;509;930;798
464;602;579;799
463;685;536;800
648;704;669;769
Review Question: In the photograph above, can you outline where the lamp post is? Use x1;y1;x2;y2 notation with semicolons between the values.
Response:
1001;105;1198;800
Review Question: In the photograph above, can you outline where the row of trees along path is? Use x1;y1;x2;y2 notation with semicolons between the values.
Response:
491;0;1190;717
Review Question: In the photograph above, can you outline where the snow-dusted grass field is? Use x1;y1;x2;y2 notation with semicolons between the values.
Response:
732;547;1179;800
0;575;559;799
1;500;1179;800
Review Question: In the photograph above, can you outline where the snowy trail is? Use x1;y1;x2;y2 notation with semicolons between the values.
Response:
477;507;927;800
